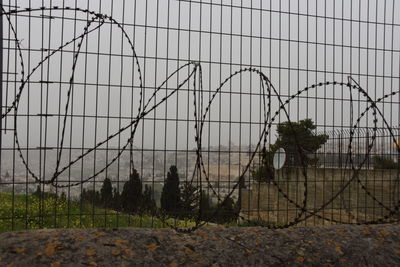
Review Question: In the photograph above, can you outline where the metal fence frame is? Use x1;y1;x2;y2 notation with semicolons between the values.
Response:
1;0;400;232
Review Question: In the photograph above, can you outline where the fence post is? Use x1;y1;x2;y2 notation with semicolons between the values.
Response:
0;0;3;173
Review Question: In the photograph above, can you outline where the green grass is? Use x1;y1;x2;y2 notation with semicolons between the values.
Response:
0;193;196;232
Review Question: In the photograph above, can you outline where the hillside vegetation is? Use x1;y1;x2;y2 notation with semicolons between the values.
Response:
0;193;194;232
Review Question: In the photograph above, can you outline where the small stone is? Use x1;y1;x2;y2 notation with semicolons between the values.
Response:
379;229;391;236
94;232;107;238
124;248;134;255
86;249;97;257
147;244;160;251
184;248;194;255
246;249;255;254
115;240;128;248
15;233;28;237
44;242;62;257
335;246;344;255
297;257;305;263
111;249;121;256
13;248;26;253
363;227;372;235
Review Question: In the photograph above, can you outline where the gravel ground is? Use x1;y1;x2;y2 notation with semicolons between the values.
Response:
1;224;400;266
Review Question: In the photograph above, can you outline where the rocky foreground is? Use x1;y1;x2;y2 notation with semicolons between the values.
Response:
1;224;400;266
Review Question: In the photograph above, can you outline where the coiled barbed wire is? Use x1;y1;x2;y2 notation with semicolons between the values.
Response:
1;6;399;233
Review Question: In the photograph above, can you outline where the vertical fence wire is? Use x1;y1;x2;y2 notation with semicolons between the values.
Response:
0;0;400;232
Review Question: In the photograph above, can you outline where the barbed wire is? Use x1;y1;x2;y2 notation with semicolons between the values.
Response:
1;6;399;233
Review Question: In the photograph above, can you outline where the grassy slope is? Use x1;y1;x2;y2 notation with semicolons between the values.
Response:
0;193;195;232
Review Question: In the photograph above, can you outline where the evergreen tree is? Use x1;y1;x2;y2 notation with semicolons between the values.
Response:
160;165;181;216
60;191;67;201
253;119;329;183
100;177;113;208
373;155;399;169
273;119;328;167
215;196;238;223
121;168;143;213
112;187;121;210
251;148;275;183
81;189;86;201
199;190;212;220
141;185;156;214
34;185;41;197
180;181;199;218
81;188;101;205
95;191;101;205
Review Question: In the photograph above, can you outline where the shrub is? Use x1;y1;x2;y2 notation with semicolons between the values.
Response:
373;156;398;169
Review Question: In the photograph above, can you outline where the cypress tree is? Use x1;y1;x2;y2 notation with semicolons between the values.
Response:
95;191;101;206
142;185;156;214
112;187;121;210
180;181;199;218
100;177;113;208
121;168;143;213
215;196;238;224
199;190;212;220
34;185;41;197
160;165;181;216
81;188;100;204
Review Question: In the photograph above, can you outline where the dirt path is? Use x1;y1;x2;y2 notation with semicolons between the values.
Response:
1;224;400;266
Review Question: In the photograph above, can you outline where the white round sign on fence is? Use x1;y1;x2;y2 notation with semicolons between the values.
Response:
273;148;286;170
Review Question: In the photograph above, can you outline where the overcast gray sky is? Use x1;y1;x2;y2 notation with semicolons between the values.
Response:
2;0;400;154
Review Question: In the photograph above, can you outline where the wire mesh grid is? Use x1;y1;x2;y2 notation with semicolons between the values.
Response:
0;0;400;232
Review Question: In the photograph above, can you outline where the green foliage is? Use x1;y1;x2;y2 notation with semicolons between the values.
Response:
253;119;328;183
199;190;212;220
214;196;239;224
373;156;399;169
0;192;196;232
60;192;66;201
252;164;275;183
33;185;41;197
81;188;101;206
112;187;121;210
160;165;181;215
273;119;328;167
180;181;199;218
121;168;143;213
252;149;275;183
198;192;238;224
81;173;156;215
32;185;59;199
100;177;113;208
141;185;157;214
